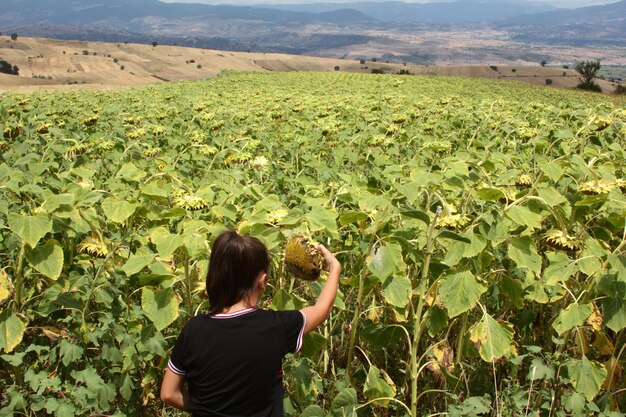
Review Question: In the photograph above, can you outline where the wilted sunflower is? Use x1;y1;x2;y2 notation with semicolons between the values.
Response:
143;147;162;158
251;156;269;170
3;123;23;139
174;193;210;210
82;114;99;127
612;179;625;191
199;145;218;156
36;122;52;134
284;235;324;281
577;179;615;195
127;128;147;140
436;213;471;229
77;234;109;258
65;143;90;160
124;116;142;125
267;208;288;224
516;174;533;186
421;140;452;152
588;114;612;131
544;229;580;251
152;126;166;136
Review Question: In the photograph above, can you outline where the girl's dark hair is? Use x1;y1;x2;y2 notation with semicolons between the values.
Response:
206;230;270;315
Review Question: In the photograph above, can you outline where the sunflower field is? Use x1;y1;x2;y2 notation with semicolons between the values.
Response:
1;71;625;416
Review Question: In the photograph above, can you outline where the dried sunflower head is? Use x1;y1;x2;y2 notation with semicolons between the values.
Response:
544;229;580;251
284;235;324;281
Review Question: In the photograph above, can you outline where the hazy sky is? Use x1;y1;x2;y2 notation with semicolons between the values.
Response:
161;0;618;9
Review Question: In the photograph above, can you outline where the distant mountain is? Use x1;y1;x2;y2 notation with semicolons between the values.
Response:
505;0;626;24
502;0;626;46
0;0;375;27
257;0;556;23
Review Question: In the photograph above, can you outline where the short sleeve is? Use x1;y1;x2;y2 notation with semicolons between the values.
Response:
168;325;189;376
277;310;306;354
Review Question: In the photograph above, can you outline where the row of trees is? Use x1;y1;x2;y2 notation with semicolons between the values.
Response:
0;59;19;75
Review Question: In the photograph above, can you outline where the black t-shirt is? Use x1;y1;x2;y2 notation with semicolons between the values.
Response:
168;308;306;417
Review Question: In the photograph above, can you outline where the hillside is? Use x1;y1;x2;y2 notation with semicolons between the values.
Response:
0;36;622;93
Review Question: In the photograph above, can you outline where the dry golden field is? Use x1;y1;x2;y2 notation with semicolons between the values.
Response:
0;35;622;92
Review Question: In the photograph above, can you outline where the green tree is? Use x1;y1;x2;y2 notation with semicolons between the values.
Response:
575;60;602;92
0;59;18;75
10;33;18;41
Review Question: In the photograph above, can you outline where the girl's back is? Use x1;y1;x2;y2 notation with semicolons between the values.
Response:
168;308;304;417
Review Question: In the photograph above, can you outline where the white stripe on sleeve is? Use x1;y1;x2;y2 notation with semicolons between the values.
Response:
168;358;187;375
295;310;306;353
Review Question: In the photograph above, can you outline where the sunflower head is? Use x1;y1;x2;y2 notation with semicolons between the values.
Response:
77;234;109;258
436;213;470;229
516;174;533;186
82;115;99;127
284;235;324;281
174;193;210;210
577;180;615;195
544;229;580;251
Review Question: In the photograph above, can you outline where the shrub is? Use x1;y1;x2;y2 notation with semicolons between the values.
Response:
490;65;498;71
512;68;516;73
197;64;202;69
120;65;125;70
397;69;411;75
545;79;553;85
563;65;569;69
372;58;377;62
334;66;340;71
113;58;119;63
10;33;18;41
371;68;384;74
614;84;626;95
359;59;365;65
0;59;19;75
577;81;602;92
82;50;89;55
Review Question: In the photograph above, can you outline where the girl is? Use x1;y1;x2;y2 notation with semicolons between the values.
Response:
160;230;341;416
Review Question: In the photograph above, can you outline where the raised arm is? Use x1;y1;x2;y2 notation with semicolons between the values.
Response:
300;244;341;335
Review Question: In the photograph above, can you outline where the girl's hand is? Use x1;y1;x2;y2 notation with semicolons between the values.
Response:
317;244;341;274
